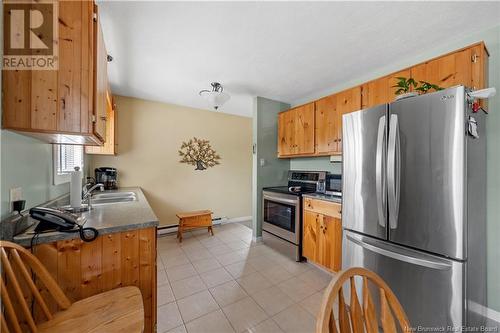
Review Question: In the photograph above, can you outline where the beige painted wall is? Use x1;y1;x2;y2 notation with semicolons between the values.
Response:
91;96;252;226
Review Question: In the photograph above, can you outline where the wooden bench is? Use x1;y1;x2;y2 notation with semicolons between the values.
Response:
176;210;214;242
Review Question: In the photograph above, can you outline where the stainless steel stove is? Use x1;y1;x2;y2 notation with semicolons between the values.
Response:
262;170;326;261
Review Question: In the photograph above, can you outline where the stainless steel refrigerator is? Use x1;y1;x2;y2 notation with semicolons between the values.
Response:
342;86;487;328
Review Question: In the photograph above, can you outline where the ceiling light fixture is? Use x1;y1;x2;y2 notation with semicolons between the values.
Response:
199;82;230;110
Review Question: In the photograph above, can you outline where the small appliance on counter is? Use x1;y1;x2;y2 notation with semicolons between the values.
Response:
95;167;118;190
325;173;342;196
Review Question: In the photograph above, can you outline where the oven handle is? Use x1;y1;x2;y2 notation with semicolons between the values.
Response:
263;194;299;206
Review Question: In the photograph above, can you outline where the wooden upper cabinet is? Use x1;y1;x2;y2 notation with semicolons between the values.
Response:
411;48;472;89
294;103;315;155
363;77;387;109
315;94;338;155
471;43;489;109
362;69;410;109
277;102;314;157
276;42;488;159
277;109;293;156
2;0;108;145
335;86;361;153
94;8;108;141
86;92;116;155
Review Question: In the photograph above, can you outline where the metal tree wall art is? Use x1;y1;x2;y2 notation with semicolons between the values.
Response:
178;137;221;170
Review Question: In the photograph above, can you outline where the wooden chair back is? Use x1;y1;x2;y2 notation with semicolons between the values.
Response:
316;267;411;333
0;241;72;333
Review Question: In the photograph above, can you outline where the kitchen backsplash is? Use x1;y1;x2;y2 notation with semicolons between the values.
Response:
289;156;341;174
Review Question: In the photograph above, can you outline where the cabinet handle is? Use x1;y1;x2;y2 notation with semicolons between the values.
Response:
100;116;107;121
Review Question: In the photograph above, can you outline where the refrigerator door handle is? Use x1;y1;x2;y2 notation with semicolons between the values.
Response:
346;231;452;270
387;114;401;229
375;115;387;227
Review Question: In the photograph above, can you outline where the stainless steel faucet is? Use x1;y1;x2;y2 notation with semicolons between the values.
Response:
83;183;104;210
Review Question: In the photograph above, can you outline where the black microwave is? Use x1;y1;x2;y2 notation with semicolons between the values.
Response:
325;174;342;196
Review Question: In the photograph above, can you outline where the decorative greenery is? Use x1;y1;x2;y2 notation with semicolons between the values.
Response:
415;81;444;94
178;137;221;171
392;77;444;95
393;77;418;95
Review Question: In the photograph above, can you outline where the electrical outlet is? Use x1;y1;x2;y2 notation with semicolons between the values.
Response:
10;187;22;212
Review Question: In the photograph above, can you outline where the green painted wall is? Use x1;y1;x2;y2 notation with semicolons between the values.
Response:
252;97;290;238
0;131;70;219
290;156;341;173
291;25;500;313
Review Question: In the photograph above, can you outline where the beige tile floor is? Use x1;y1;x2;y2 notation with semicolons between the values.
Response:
156;222;335;333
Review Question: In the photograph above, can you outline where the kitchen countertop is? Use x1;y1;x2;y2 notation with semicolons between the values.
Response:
13;187;159;247
302;193;342;203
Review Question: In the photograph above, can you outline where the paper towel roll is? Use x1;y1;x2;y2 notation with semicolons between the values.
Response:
70;166;83;208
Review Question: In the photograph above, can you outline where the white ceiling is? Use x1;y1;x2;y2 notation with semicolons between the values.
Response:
98;1;500;118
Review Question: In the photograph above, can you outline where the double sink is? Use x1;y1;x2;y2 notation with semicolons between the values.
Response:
61;191;137;213
91;191;137;205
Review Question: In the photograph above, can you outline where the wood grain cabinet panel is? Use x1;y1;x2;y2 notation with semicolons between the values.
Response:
303;210;319;262
335;86;361;154
411;48;472;89
362;69;410;109
317;215;342;272
2;0;107;145
278;109;294;156
277;42;488;158
94;9;108;141
30;228;157;333
294;103;315;155
303;198;342;272
86;92;117;155
315;94;338;155
277;102;315;157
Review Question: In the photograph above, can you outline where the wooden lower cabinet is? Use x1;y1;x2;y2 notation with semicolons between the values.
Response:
302;210;319;262
316;215;342;271
30;228;157;333
302;198;342;272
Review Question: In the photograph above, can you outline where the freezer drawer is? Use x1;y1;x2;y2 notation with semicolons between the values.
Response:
343;230;465;328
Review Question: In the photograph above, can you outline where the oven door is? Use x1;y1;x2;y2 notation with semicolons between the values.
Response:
262;191;300;244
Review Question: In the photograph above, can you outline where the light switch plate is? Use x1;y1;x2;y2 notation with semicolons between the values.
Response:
10;187;22;212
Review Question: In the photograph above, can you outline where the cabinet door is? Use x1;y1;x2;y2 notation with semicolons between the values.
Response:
317;215;342;272
363;69;410;109
364;77;388;109
335;86;361;153
411;48;472;89
471;43;489;109
94;11;107;141
86;92;116;155
277;110;295;157
294;103;315;155
277;111;287;156
303;210;319;262
315;94;338;154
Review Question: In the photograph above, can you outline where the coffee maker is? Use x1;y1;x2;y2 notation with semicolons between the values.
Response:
95;167;118;190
